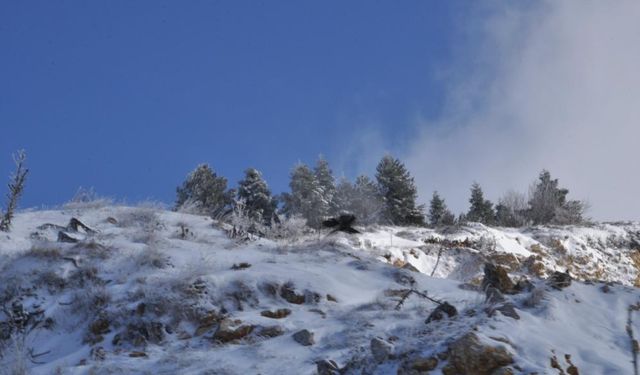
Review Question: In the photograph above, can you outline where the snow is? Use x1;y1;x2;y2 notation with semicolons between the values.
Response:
1;205;640;374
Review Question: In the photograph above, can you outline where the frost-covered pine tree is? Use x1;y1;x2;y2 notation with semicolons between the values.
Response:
527;170;585;225
495;190;528;227
466;182;496;225
237;168;277;225
375;155;425;226
0;150;28;232
352;175;384;225
428;191;455;227
314;157;338;215
175;164;235;218
282;163;327;228
333;177;356;214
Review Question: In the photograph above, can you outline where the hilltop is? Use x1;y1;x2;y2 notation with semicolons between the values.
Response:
1;205;639;374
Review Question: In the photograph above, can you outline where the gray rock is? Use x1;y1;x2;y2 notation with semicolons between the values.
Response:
316;359;340;375
292;329;315;346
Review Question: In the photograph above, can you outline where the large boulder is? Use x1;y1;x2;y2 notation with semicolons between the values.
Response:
442;333;513;375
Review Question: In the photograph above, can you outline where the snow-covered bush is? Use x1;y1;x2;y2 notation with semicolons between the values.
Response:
63;186;113;210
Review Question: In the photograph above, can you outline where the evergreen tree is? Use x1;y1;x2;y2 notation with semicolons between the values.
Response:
175;164;235;218
466;182;496;225
428;191;455;227
282;163;327;228
237;168;277;225
333;177;356;214
527;170;585;225
352;175;384;225
314;157;338;215
375;155;425;226
495;190;527;227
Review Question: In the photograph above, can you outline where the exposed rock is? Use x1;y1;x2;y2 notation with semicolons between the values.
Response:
485;286;506;304
547;271;572;290
212;322;255;343
491;368;515;375
260;308;292;319
370;337;394;363
305;291;322;304
442;333;513;375
128;351;147;358
487;253;520;272
112;321;165;347
90;346;106;361
280;282;306;304
194;311;223;336
426;302;457;324
326;294;338;302
486;303;520;320
411;356;438;372
316;359;340;375
89;318;110;336
255;325;284;338
514;277;534;293
231;262;251;270
58;231;79;243
106;217;118;224
397;356;439;374
402;262;421;273
292;329;315;346
68;218;96;233
482;263;515;294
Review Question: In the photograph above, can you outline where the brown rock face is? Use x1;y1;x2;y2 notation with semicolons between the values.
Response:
482;263;516;294
442;333;513;375
212;323;255;343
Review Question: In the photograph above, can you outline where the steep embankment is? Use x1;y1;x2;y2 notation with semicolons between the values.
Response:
0;206;639;374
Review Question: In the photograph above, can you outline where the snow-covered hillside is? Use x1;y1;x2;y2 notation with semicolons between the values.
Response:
1;205;640;374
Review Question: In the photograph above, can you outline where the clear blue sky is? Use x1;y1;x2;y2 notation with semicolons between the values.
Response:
1;1;465;207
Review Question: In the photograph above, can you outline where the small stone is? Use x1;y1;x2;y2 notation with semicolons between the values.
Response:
426;302;458;323
292;329;315;346
280;283;306;304
90;346;106;361
411;356;438;371
316;359;340;375
370;337;394;363
547;271;572;290
129;351;147;358
486;303;520;320
256;325;284;338
260;308;292;319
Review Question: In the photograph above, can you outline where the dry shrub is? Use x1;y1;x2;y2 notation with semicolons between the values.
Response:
24;244;62;260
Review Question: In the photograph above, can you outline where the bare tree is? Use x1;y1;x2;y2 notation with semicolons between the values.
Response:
0;150;28;232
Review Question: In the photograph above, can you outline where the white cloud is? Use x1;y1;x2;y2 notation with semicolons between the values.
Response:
404;1;640;221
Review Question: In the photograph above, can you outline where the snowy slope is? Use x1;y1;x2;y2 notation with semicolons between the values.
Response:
1;206;640;374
